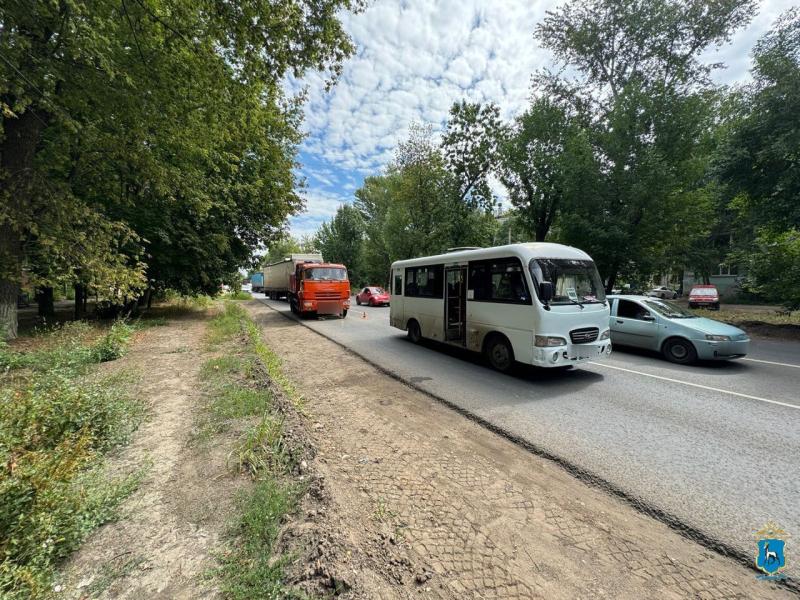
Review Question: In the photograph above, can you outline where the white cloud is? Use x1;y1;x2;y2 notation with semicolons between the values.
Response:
289;0;794;238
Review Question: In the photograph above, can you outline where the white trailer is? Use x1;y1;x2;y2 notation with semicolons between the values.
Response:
262;254;322;300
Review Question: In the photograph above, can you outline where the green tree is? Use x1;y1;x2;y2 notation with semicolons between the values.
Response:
353;174;398;285
0;0;359;338
264;235;302;265
535;0;755;290
716;9;800;307
498;97;588;241
315;204;365;285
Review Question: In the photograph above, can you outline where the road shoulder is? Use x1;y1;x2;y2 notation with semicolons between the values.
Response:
248;302;793;599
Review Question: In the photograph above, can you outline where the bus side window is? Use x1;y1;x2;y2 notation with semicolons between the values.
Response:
394;274;402;296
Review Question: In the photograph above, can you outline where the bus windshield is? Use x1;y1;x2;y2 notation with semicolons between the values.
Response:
529;258;606;305
304;267;347;281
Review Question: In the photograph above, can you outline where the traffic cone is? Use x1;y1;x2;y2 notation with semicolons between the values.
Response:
361;311;367;319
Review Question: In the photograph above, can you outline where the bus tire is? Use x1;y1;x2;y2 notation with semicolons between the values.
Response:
407;319;422;344
485;334;514;373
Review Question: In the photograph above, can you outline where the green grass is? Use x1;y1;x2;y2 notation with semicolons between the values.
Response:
692;307;800;326
225;291;253;301
198;302;308;599
0;322;144;599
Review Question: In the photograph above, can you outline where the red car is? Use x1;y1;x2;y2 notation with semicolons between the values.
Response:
356;286;390;306
688;285;720;310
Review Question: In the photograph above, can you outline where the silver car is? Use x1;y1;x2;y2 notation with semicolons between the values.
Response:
648;286;678;299
608;295;749;364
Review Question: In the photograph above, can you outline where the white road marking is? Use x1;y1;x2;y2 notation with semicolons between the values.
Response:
740;357;800;369
587;361;800;411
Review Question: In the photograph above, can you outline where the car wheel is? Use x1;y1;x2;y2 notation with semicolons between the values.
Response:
485;335;515;373
407;319;422;344
663;338;697;364
369;298;375;306
713;302;720;310
356;297;361;305
688;302;695;309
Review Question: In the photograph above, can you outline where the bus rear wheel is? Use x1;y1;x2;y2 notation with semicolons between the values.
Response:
407;320;422;344
485;335;514;373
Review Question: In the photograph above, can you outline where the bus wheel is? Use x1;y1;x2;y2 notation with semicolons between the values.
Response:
407;320;422;344
485;335;514;373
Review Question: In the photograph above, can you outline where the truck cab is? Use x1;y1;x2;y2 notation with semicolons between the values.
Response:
290;262;350;318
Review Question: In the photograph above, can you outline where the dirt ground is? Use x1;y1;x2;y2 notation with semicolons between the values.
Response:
246;302;794;600
59;314;248;599
55;304;795;599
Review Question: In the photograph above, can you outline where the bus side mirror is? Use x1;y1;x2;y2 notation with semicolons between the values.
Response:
538;282;554;304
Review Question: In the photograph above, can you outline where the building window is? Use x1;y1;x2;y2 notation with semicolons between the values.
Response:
405;265;443;298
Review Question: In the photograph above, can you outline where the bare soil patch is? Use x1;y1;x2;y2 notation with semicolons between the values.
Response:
247;303;793;600
59;313;248;599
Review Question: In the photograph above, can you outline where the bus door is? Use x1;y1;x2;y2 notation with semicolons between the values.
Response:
445;266;467;344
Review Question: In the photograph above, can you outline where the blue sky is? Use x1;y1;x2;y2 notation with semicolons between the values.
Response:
287;0;793;239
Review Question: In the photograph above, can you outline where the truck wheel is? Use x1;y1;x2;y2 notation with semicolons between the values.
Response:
485;335;515;373
342;309;348;318
663;338;697;364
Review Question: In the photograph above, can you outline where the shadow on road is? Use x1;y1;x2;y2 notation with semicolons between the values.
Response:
611;344;751;373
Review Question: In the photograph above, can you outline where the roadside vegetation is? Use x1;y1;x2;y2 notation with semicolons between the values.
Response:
0;321;145;598
199;302;306;599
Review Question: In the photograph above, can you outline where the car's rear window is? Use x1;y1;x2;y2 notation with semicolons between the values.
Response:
690;288;717;296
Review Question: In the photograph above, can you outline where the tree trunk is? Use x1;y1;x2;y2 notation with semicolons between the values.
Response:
605;270;618;295
0;280;18;339
37;286;55;319
74;284;86;319
0;107;47;340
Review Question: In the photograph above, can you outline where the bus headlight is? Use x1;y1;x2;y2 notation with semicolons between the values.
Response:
535;335;567;347
600;329;611;340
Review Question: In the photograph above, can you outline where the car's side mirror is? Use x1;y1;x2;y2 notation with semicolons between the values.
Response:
642;313;655;322
539;281;554;304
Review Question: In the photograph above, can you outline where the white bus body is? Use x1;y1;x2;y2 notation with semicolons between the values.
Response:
389;243;612;370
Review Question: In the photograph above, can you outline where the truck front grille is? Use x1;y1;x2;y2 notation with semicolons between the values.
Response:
314;291;342;300
570;327;599;344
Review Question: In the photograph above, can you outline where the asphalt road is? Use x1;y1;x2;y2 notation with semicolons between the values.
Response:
255;294;799;574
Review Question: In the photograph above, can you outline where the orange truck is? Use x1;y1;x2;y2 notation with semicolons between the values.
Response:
263;254;350;318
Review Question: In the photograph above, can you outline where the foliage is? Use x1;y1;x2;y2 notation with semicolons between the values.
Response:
225;291;253;301
716;8;800;233
441;101;503;209
498;97;587;241
314;204;366;285
93;321;134;362
197;301;306;597
533;0;753;289
0;323;143;598
734;229;800;310
0;0;361;338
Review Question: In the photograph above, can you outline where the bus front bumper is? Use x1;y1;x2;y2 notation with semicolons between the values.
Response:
532;341;612;367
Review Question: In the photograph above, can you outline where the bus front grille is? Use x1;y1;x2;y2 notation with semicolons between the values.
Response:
570;327;599;344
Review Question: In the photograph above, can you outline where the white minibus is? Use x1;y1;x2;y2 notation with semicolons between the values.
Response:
389;243;612;371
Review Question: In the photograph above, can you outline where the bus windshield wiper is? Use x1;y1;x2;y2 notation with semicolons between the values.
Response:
567;298;585;309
